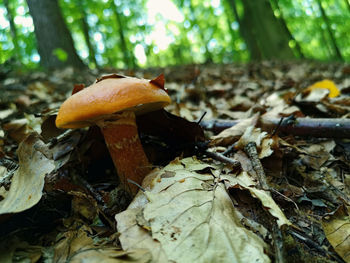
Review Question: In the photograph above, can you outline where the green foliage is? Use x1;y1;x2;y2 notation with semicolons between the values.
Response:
0;0;38;68
53;48;68;62
0;0;349;69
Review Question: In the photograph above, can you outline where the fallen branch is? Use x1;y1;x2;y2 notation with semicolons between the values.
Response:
203;150;240;167
244;142;269;190
200;117;350;138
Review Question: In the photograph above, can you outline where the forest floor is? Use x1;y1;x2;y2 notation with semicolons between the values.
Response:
0;61;349;262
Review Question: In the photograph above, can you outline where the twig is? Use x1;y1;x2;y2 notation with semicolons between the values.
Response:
127;179;145;192
244;142;269;190
222;142;237;156
74;174;107;210
271;188;299;210
203;150;240;167
288;229;345;263
272;224;285;263
200;117;350;138
197;111;207;124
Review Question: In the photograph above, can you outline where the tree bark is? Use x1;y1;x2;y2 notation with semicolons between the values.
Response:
225;0;262;60
309;2;334;59
188;0;213;63
239;0;295;60
110;0;136;69
222;0;244;61
4;0;21;60
345;0;350;13
26;0;85;70
316;0;343;61
79;3;98;68
269;0;304;58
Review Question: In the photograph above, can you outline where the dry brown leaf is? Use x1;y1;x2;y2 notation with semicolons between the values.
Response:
322;205;350;263
0;238;43;263
301;141;335;170
235;126;274;159
222;171;291;227
210;114;259;146
54;225;151;263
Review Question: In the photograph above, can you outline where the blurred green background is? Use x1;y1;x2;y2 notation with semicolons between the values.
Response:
1;0;349;70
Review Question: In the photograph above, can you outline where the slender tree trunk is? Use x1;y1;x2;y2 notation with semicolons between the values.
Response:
4;0;21;60
316;0;343;61
225;16;237;54
225;0;262;60
344;0;350;13
240;0;295;60
188;0;213;63
110;0;136;69
269;0;304;58
308;2;333;59
222;0;239;60
26;0;85;69
79;6;98;68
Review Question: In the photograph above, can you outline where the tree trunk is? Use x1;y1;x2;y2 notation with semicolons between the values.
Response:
4;0;21;60
309;2;334;59
222;0;240;61
316;0;343;61
26;0;85;70
344;0;350;13
225;0;262;60
188;0;213;63
110;0;136;69
79;4;98;68
239;0;295;60
269;0;304;58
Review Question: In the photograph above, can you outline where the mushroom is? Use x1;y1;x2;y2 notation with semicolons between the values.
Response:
55;74;171;195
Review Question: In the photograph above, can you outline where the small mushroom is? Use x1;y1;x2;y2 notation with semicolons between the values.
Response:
56;74;171;195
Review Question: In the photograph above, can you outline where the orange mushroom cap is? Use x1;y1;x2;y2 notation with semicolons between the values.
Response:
56;74;171;129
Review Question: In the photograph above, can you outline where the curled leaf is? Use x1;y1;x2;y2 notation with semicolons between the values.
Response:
0;134;55;214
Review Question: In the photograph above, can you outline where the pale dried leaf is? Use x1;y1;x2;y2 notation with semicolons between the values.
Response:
54;225;151;263
117;157;270;263
0;134;55;214
235;126;274;158
223;172;291;227
210;114;259;146
115;208;169;262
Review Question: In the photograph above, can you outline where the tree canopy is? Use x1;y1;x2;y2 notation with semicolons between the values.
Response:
1;0;349;70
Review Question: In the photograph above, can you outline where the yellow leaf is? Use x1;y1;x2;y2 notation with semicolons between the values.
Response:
306;79;340;98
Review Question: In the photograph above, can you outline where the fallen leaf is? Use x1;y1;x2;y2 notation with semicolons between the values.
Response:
54;225;151;263
322;205;350;263
306;79;340;98
116;208;169;262
210;114;259;146
222;171;291;227
116;157;270;263
0;133;55;214
235;126;274;159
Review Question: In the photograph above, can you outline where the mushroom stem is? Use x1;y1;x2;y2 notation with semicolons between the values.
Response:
97;111;151;195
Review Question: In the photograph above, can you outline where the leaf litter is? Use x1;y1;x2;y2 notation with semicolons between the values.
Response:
0;62;349;262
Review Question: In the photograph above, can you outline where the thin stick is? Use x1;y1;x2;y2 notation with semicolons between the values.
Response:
244;142;269;190
203;150;240;167
200;117;350;138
